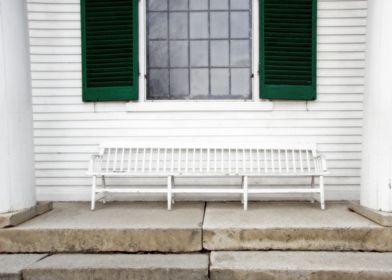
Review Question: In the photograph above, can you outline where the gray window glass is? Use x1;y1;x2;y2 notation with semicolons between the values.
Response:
169;0;187;11
147;0;252;100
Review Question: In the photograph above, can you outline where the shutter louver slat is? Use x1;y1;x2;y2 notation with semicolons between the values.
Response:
260;0;316;100
81;0;138;101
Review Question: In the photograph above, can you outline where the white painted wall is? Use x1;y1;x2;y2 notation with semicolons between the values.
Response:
361;0;392;212
27;0;367;201
0;0;35;213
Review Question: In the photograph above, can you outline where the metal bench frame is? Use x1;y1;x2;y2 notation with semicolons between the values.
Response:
87;142;328;210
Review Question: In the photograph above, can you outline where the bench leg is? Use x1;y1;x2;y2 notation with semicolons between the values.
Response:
319;175;325;210
167;175;173;211
241;177;244;204
242;176;248;211
310;176;315;203
171;176;175;205
91;175;96;211
101;176;107;204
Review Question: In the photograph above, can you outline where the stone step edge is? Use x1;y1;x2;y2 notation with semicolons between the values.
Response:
22;254;209;280
210;251;392;280
3;252;392;280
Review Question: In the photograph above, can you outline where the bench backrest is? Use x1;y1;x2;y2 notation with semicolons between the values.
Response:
94;142;320;175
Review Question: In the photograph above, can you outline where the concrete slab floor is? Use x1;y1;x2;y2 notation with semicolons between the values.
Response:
1;201;392;253
23;254;209;280
10;202;205;229
0;202;205;253
203;201;392;251
210;251;392;280
0;254;47;280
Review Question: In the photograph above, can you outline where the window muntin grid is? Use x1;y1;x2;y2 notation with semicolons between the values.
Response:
146;0;252;100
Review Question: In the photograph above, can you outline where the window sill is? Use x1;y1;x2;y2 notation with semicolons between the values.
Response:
125;100;274;112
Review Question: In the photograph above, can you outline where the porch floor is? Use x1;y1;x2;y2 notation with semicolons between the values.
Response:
0;201;391;253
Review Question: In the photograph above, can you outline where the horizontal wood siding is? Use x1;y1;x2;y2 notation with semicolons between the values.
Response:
27;0;366;201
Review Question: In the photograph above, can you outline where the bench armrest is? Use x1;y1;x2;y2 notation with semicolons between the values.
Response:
87;154;102;175
315;154;328;172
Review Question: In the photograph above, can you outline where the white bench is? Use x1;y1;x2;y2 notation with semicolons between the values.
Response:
87;142;328;210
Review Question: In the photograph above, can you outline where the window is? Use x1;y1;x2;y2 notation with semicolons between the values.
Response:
80;0;317;103
146;0;253;100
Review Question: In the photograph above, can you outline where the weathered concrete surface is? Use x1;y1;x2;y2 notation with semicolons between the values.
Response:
0;254;46;280
23;254;209;280
349;202;392;227
3;201;392;253
203;202;392;251
0;202;52;228
0;202;204;253
210;251;392;280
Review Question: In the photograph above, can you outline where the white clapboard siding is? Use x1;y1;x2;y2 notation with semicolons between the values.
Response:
27;0;367;201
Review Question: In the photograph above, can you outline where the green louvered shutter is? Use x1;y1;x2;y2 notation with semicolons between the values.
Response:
260;0;316;100
81;0;138;101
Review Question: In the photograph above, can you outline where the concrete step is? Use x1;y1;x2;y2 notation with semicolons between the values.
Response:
203;202;392;252
0;254;46;280
22;254;209;280
0;202;204;253
1;201;392;253
210;251;392;280
3;252;392;280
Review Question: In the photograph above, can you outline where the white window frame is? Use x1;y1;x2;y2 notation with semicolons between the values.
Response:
126;0;273;112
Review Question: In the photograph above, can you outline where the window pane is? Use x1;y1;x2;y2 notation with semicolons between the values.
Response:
190;41;208;67
190;12;209;39
211;69;229;96
231;0;250;10
190;0;208;10
231;11;250;38
191;69;209;98
148;41;168;67
231;68;251;97
231;40;250;67
170;69;189;97
148;0;167;11
210;12;229;38
149;69;169;98
170;41;188;67
147;0;252;100
211;40;229;67
148;12;168;39
170;12;188;39
169;0;187;11
210;0;229;10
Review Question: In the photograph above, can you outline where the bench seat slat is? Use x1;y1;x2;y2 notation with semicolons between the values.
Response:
89;172;327;177
89;146;327;176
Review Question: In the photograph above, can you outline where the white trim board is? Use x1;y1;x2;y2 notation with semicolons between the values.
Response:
125;101;273;112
